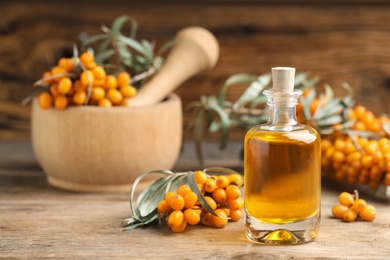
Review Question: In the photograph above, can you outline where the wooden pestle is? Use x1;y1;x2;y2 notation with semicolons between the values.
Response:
128;26;219;107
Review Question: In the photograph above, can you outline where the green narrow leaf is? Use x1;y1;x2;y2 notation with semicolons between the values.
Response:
187;173;221;217
313;98;343;120
232;73;271;110
293;72;307;86
111;15;138;38
82;34;108;47
317;115;343;127
208;121;221;132
300;88;316;121
96;39;111;55
94;50;115;64
137;176;171;217
218;73;257;106
123;215;159;230
324;84;334;102
206;96;231;149
249;95;267;109
194;109;205;168
117;35;153;60
346;130;380;139
129;169;173;221
342;82;354;97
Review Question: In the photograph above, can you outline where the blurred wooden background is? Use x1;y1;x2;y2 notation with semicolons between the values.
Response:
2;0;390;140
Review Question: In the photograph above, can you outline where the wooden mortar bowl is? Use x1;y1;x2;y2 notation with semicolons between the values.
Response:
31;93;182;192
30;26;219;193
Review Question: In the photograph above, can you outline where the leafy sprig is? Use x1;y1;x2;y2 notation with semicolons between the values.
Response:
187;72;318;167
122;167;240;230
81;15;174;88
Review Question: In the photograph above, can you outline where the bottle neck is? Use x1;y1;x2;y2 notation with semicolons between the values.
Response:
268;106;298;125
263;89;302;128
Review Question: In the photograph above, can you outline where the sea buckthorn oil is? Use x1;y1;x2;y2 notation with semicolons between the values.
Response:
244;67;321;244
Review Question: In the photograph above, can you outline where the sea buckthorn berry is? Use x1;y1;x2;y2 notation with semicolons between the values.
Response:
117;71;131;87
227;173;243;187
227;197;244;211
42;71;53;84
352;199;367;213
104;75;118;89
354;105;366;120
332;151;345;163
58;57;73;72
365;204;376;211
80;70;95;87
169;194;185;211
204;178;218;193
321;139;332;153
164;191;176;205
171;220;187;233
176;184;192;198
194;170;208;185
338;192;354;207
332;204;349;219
183;209;200;225
184;191;198;209
167;210;184;228
58;77;72;94
120;99;130;106
359;208;376;222
361;155;373;168
334;139;345;151
157;200;171;213
212;188;227;204
204;196;217;210
201;212;213;226
38;92;53;109
107;89;123;105
120;85;137;98
221;207;230;217
80;52;95;68
212;209;228;228
73;90;87;105
343;208;358;222
92;66;106;80
73;80;85;91
98;98;112;107
94;78;106;87
225;185;241;200
229;209;242;222
51;66;67;81
91;87;105;101
54;95;68;110
192;206;202;216
49;84;60;97
216;175;230;189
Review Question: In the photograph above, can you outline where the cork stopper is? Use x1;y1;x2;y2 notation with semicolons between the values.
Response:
272;67;295;92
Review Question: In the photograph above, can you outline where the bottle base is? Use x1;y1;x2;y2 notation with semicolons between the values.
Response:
245;211;320;245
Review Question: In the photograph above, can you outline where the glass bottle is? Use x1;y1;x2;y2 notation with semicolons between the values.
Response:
244;67;321;244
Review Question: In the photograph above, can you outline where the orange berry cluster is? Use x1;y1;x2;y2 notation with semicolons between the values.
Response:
37;51;137;110
157;171;244;233
322;135;390;188
349;105;388;135
332;191;376;222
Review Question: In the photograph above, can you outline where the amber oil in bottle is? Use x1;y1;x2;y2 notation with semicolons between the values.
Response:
244;67;321;244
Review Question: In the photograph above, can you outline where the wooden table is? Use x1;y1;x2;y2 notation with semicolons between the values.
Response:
1;140;390;259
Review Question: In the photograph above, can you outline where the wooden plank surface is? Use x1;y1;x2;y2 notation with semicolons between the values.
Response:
1;140;390;259
3;1;390;139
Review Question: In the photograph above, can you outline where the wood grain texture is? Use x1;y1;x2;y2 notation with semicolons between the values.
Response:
1;140;390;259
2;1;390;139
